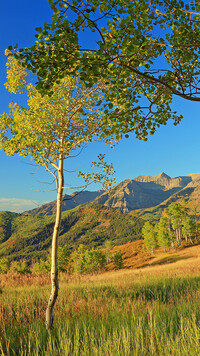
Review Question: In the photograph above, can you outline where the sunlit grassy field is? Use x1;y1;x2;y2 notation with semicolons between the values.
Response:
1;245;200;355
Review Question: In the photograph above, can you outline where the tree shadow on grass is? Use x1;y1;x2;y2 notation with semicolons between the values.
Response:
136;254;191;270
148;254;191;267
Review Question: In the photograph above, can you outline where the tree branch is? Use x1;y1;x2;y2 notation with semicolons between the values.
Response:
117;61;200;101
44;162;59;192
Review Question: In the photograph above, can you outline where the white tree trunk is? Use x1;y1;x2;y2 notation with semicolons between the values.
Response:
46;154;64;330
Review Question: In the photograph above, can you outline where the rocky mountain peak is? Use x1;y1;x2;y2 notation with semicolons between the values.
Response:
23;172;200;216
156;172;171;180
134;172;171;184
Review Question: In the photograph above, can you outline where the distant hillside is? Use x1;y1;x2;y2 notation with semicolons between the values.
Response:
0;204;143;263
24;172;200;217
24;190;103;216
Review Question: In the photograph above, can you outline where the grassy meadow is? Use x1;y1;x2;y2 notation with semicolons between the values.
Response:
1;245;200;355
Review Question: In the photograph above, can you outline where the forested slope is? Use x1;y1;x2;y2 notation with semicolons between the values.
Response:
0;204;143;263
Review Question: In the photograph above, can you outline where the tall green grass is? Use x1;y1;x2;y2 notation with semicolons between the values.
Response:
0;274;200;355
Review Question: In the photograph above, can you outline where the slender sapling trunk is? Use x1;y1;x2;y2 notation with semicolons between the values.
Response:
46;154;64;330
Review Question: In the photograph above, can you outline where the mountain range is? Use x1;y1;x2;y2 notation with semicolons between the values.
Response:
1;172;200;263
24;172;200;217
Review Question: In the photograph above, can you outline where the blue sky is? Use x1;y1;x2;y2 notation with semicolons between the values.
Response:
0;0;200;213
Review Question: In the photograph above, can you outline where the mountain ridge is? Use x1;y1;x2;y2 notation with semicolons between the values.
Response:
23;172;200;216
24;190;103;216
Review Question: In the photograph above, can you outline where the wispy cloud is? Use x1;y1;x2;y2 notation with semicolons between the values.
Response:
0;198;40;213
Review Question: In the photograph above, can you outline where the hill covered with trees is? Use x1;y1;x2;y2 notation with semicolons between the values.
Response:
0;204;143;264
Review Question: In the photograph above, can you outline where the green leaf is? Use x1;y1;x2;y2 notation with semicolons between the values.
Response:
35;27;43;33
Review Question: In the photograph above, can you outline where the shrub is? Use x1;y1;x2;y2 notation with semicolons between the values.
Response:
112;251;124;269
32;258;51;273
0;257;9;273
58;247;70;272
71;244;107;274
10;260;31;274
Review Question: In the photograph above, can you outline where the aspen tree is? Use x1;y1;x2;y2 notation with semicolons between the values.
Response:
0;57;116;329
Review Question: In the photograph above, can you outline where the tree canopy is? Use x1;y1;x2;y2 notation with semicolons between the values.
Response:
142;202;199;252
1;54;116;180
142;220;157;253
9;0;200;140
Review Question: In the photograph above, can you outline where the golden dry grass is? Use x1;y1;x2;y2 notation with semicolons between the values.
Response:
0;241;199;291
104;241;200;282
1;242;200;355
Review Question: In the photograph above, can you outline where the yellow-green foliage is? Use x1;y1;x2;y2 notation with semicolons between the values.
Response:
0;257;9;274
4;51;28;94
